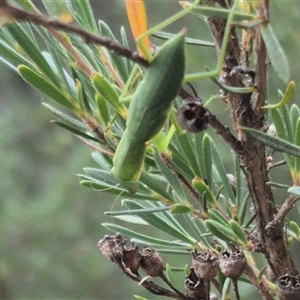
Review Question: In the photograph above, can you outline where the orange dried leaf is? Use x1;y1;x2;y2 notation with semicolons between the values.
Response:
125;0;151;57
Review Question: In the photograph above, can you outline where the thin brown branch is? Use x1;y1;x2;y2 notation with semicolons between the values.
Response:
244;264;274;300
0;1;148;67
178;87;243;155
266;195;300;234
267;160;286;170
208;0;297;282
232;278;241;300
160;272;189;299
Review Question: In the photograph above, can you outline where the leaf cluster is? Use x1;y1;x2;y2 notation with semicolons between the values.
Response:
1;1;300;299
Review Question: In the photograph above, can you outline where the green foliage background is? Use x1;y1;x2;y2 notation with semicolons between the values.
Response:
1;1;300;299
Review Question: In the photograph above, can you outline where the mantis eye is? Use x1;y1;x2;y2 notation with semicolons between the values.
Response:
177;100;209;133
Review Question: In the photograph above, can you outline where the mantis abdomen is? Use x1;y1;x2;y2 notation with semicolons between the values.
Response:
112;33;185;193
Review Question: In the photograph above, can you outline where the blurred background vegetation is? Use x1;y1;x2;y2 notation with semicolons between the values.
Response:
1;1;300;299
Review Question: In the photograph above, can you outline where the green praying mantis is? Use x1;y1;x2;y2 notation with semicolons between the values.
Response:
111;0;288;193
111;32;185;193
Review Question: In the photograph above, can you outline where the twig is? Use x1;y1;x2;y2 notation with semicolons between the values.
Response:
0;0;149;67
266;195;300;236
116;255;191;300
268;160;286;170
204;280;210;300
232;278;241;300
160;272;189;300
244;264;274;300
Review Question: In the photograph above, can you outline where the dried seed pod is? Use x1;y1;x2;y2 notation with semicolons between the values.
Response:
122;242;141;275
97;233;126;263
219;249;246;279
140;246;164;277
177;99;209;133
185;267;206;299
276;274;300;300
191;249;219;281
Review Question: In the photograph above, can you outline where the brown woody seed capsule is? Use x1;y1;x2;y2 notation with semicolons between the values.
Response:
97;233;126;263
191;249;219;281
276;274;300;300
177;99;209;133
219;249;246;279
122;242;141;275
140;246;164;277
185;267;206;299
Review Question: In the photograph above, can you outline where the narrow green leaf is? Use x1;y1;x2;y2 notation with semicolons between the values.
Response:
209;209;230;228
170;204;193;214
168;144;195;181
134;295;149;300
79;175;161;200
91;152;111;171
242;127;300;159
95;93;110;126
221;277;231;300
42;103;87;130
139;172;175;203
102;223;190;248
43;50;75;99
289;221;300;237
229;219;248;244
42;0;71;20
52;121;100;143
122;200;197;246
205;220;236;243
157;249;191;255
271;109;287;140
7;23;60;86
262;81;295;109
76;79;85;112
175;133;202;176
294;118;300;173
234;153;242;205
192;177;218;208
154;152;187;202
84;168;118;186
281;104;294;142
165;264;184;292
205;220;242;244
0;39;31;68
18;65;76;111
99;21;130;82
13;0;37;11
183;215;212;248
125;201;190;235
152;31;215;47
202;134;212;187
68;35;101;72
92;73;127;118
261;23;290;84
181;3;255;21
111;215;148;225
290;104;300;136
270;109;294;169
238;192;250;226
70;0;97;33
104;206;169;216
211;141;236;204
120;26;132;77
